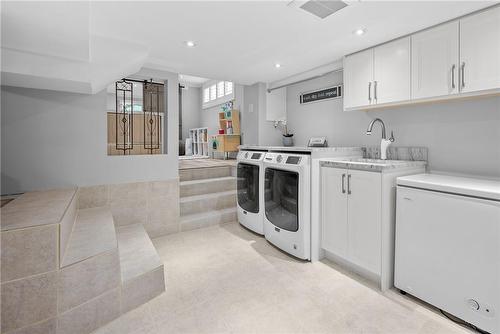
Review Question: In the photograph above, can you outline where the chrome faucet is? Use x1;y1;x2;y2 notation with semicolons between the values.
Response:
366;118;395;160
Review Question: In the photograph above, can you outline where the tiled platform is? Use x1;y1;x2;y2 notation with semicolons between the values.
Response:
178;158;236;170
0;187;165;334
95;222;473;334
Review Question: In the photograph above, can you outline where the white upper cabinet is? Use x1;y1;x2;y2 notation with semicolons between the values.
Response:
373;37;411;104
412;21;460;99
344;37;410;109
343;48;374;109
460;6;500;93
266;87;287;121
343;6;500;111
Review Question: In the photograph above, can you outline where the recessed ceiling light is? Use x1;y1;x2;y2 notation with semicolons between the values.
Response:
185;41;196;47
354;28;366;36
275;63;281;68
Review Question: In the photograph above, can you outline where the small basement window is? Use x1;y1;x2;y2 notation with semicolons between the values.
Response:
202;80;234;109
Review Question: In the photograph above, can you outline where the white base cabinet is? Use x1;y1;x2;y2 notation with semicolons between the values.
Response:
347;169;382;275
320;164;425;291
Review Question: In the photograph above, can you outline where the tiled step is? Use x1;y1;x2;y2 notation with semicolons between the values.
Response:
180;190;237;216
1;188;77;232
61;207;117;267
1;188;77;285
116;224;165;313
180;176;236;197
179;166;233;182
180;207;237;232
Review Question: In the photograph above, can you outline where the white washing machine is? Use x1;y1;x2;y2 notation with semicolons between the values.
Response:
263;152;311;260
236;150;266;235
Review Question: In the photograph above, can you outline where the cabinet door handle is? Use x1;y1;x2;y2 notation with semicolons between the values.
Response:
373;81;378;102
451;64;456;90
460;62;465;89
342;174;346;194
368;82;372;103
347;174;352;195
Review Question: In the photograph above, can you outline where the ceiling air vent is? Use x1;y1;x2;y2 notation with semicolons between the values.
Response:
299;0;347;19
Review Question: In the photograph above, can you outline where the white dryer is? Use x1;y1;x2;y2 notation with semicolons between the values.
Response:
237;150;266;235
263;152;311;260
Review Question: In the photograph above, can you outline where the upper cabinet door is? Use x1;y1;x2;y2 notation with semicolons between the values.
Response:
343;48;373;109
460;7;500;93
412;21;460;99
373;37;411;104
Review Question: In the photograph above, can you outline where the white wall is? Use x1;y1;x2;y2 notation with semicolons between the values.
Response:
285;71;500;178
1;70;179;194
241;83;259;145
180;86;201;140
240;82;287;146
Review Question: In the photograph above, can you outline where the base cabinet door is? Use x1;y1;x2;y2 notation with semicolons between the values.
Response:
411;21;460;99
347;170;382;275
460;6;500;93
321;167;348;257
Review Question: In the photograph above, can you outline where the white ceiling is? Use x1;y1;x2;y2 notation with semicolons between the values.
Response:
91;1;495;85
1;2;148;94
179;74;209;87
1;1;496;92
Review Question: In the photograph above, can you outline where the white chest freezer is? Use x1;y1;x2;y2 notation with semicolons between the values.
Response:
395;173;500;334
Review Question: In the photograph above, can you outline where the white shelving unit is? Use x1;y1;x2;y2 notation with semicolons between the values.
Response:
188;127;209;157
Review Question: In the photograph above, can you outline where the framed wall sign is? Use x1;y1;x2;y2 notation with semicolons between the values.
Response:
300;85;342;104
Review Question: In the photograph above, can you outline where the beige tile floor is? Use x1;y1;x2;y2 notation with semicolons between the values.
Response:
95;222;472;334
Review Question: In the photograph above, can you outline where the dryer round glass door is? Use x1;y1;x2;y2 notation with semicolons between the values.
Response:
237;163;260;213
264;168;299;232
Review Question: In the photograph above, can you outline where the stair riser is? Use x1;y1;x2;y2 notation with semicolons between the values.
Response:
58;250;121;313
180;179;236;197
179;167;232;182
181;210;237;232
180;193;236;216
121;266;165;314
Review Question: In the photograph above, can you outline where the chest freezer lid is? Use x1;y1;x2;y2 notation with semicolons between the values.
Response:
397;173;500;201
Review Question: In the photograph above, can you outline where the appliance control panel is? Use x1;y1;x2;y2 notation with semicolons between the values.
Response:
238;150;265;161
264;153;308;165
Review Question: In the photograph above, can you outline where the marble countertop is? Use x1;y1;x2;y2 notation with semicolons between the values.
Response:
320;158;427;172
238;145;362;153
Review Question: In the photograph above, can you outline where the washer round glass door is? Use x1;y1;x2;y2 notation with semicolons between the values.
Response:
264;168;299;232
237;163;260;213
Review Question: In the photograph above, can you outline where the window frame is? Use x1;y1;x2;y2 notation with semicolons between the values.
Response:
202;80;234;109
